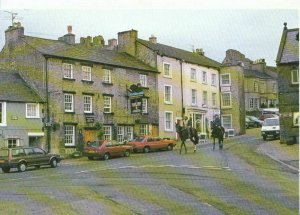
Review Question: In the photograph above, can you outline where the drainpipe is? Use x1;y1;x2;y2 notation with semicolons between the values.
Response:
45;57;51;152
180;60;184;118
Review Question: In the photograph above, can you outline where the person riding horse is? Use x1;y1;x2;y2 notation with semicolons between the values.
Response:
211;121;225;150
175;119;199;154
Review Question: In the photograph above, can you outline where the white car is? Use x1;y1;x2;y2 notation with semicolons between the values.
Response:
261;118;280;140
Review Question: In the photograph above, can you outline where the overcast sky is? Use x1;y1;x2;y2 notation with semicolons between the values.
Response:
0;0;299;66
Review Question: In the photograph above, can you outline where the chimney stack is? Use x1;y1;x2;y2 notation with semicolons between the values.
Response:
67;25;72;34
58;25;75;44
195;48;205;56
149;34;157;44
5;22;24;48
107;38;118;50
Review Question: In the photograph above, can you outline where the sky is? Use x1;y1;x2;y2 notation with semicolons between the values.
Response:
0;0;299;66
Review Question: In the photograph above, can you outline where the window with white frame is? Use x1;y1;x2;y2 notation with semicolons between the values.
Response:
64;94;74;112
117;126;133;143
221;92;231;107
212;93;217;107
26;103;39;118
190;68;196;81
165;111;173;131
140;124;148;136
221;115;232;129
140;74;147;87
83;95;92;113
104;96;112;113
103;126;112;140
142;98;148;113
291;70;299;84
64;125;75;146
254;81;259;92
126;126;133;141
249;98;254;108
63;63;73;79
202;71;207;83
117;126;125;143
211;74;217;86
82;66;92;81
203;91;208;106
164;85;172;104
0;102;6;126
191;89;197;106
221;74;231;86
163;63;171;77
249;98;259;108
7;139;20;148
103;69;112;83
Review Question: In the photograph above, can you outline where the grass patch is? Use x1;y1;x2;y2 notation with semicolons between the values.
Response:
0;201;25;215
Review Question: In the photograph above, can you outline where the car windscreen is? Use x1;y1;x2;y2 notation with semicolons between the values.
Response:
0;149;8;158
87;141;104;147
264;119;279;126
132;137;144;142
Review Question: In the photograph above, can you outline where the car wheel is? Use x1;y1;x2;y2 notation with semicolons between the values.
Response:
103;153;110;160
88;156;94;160
263;135;267;141
35;165;40;169
18;162;27;172
50;158;58;168
2;167;10;173
133;148;137;153
167;144;173;151
124;150;130;157
144;147;150;153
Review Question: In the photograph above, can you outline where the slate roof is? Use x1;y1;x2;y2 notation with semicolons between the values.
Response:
137;39;221;69
22;36;157;72
276;27;299;64
0;71;43;103
244;69;274;79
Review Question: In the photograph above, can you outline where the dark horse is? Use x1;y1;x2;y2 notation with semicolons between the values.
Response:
211;124;225;150
175;123;199;154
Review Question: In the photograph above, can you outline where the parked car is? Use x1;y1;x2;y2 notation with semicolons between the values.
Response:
259;114;278;121
83;140;133;160
261;117;280;140
127;136;176;153
246;116;264;127
0;147;62;173
245;117;256;128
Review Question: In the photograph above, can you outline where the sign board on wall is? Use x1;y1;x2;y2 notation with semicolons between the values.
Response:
131;98;142;114
221;86;231;92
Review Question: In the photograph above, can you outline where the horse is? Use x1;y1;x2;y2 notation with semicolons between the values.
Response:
175;123;199;154
211;124;225;150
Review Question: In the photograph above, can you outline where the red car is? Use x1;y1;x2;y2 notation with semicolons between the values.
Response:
127;136;176;153
83;140;133;160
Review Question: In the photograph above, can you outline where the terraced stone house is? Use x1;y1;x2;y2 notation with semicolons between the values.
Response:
0;24;159;155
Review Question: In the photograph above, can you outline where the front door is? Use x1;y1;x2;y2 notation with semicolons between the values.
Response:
84;129;97;142
152;125;159;137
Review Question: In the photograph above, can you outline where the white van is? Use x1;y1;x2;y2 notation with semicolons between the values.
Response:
261;117;280;140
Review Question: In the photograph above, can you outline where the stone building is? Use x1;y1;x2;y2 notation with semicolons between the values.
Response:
0;24;159;155
117;30;221;139
276;23;299;144
221;49;278;135
0;70;45;148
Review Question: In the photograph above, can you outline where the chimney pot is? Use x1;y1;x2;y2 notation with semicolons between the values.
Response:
195;48;205;56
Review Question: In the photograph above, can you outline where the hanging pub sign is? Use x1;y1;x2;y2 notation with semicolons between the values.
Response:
131;97;142;114
128;83;144;114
